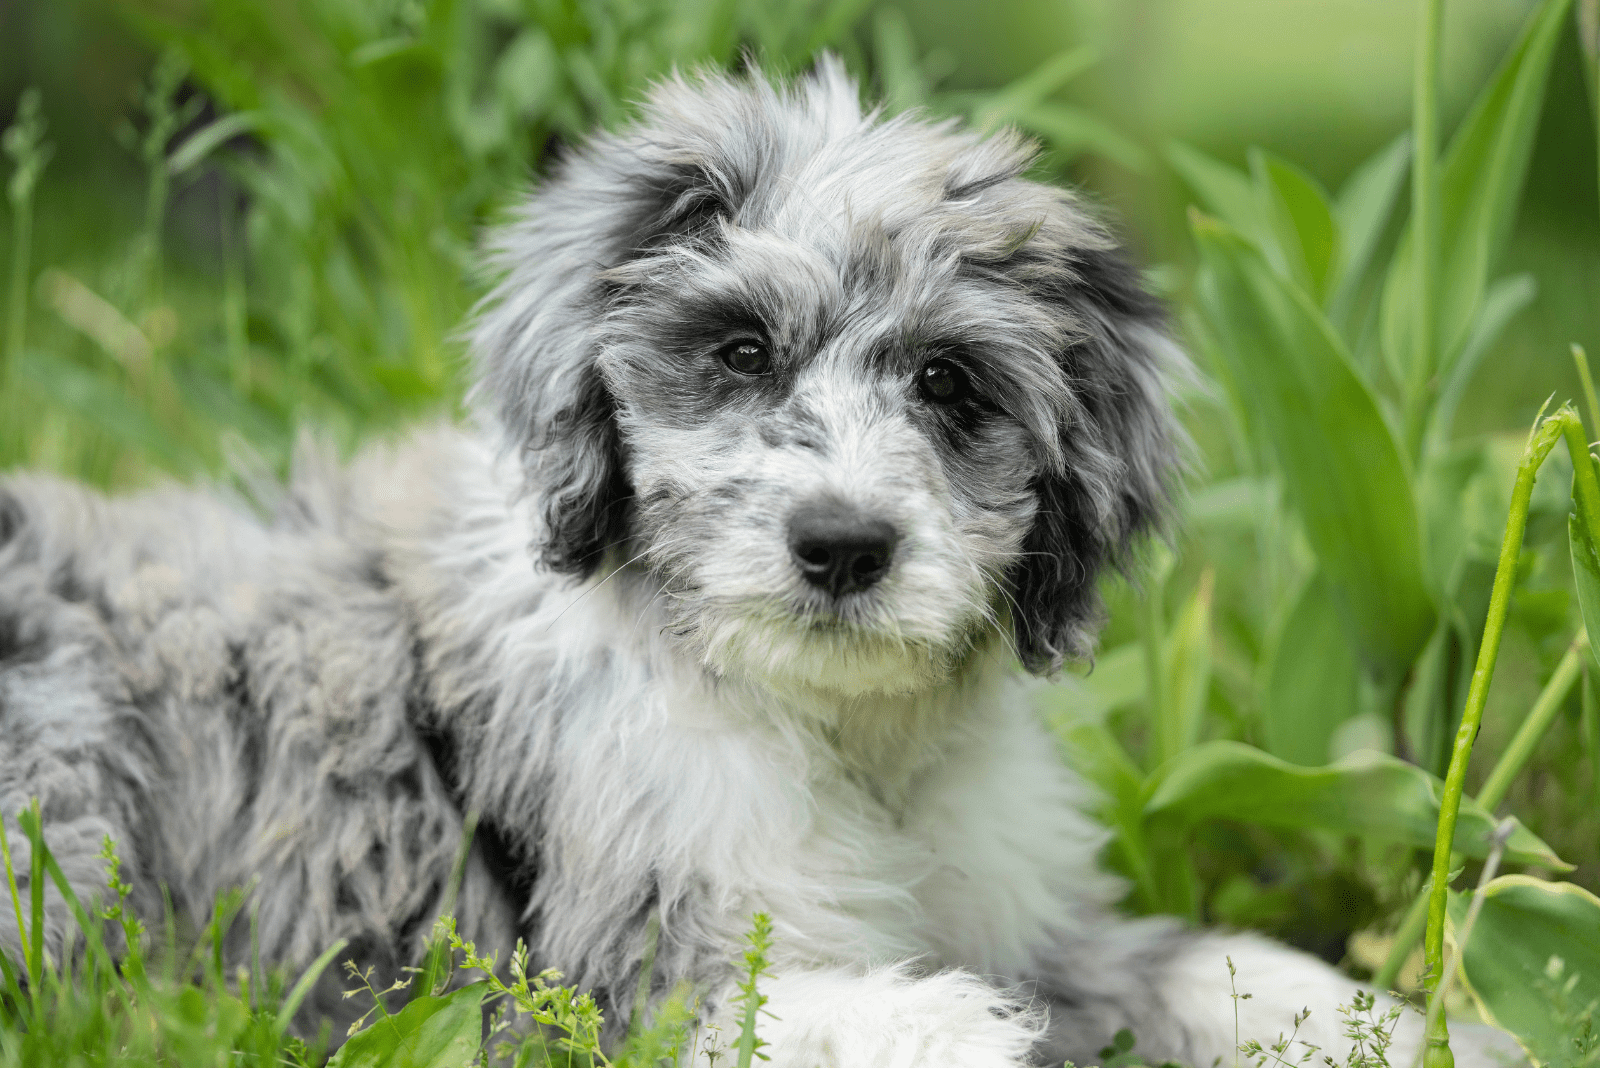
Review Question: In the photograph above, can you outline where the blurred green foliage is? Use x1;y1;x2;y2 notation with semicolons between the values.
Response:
4;0;1600;1030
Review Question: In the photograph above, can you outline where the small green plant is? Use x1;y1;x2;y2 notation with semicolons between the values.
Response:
0;804;779;1067
0;800;344;1067
731;912;775;1068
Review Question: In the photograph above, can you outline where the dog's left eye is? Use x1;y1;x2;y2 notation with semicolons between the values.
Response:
918;358;971;405
720;341;772;376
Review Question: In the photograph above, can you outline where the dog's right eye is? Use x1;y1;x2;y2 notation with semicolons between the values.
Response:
720;341;773;376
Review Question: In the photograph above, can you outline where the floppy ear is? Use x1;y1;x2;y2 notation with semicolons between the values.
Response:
469;89;753;578
1008;237;1181;675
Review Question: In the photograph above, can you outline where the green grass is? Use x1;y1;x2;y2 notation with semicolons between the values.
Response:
6;0;1600;1063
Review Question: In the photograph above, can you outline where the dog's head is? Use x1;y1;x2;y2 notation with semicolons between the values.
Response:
472;60;1178;696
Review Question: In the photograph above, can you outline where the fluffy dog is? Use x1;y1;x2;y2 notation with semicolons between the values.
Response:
0;61;1516;1065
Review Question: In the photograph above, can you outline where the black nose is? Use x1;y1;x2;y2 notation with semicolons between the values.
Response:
787;504;897;598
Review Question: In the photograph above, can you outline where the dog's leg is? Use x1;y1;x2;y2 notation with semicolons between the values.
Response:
704;964;1042;1068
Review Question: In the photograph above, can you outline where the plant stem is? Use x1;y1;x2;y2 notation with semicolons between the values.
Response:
1405;0;1445;457
5;184;29;370
1420;818;1515;1065
1376;626;1587;991
1421;413;1565;1067
1575;345;1600;439
1477;631;1588;810
1374;631;1586;991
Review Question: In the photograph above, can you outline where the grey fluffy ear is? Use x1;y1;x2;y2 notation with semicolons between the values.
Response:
1008;239;1181;675
469;91;754;577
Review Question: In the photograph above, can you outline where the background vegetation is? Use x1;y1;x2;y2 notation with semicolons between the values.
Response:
4;0;1600;1063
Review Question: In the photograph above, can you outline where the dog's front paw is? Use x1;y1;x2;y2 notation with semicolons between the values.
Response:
745;965;1041;1068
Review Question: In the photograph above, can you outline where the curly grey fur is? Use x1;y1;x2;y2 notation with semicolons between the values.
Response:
0;60;1521;1067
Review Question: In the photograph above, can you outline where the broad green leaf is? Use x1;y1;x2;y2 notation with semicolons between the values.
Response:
802;0;879;58
1423;274;1537;458
1154;571;1213;768
1169;142;1270;249
1381;0;1573;381
1260;573;1360;766
872;7;932;114
1449;876;1600;1063
1184;475;1275;530
1572;514;1600;679
1193;214;1433;677
328;982;487;1068
1147;742;1565;868
15;351;191;472
1013;103;1149;172
1038;643;1146;724
1402;621;1456;777
495;29;561;120
972;45;1098;131
1250;148;1338;302
1328;132;1410;320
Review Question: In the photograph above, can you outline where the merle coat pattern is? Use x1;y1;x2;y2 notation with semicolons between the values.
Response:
0;61;1519;1066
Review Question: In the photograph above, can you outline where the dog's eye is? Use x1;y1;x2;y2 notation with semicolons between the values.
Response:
720;341;772;376
918;358;971;404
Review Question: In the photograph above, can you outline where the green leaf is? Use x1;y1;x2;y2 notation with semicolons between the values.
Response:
1154;571;1213;768
328;982;487;1068
167;111;263;175
1250;148;1338;301
1449;876;1600;1062
1259;573;1361;766
802;0;878;57
872;7;931;114
1145;741;1567;869
1192;214;1433;677
1402;621;1456;777
1037;642;1146;724
1012;103;1149;172
15;350;191;471
1423;273;1537;458
1169;142;1270;249
1381;0;1573;380
1328;132;1410;320
973;45;1098;131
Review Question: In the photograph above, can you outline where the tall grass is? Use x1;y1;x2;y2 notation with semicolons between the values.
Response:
7;0;1600;1063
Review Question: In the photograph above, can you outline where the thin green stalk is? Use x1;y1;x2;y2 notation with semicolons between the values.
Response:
1419;409;1600;1065
1421;818;1515;1062
1421;414;1560;1066
1377;630;1588;991
1576;346;1600;439
5;188;29;368
1582;0;1598;222
1405;0;1445;457
0;815;29;983
1478;631;1588;810
4;88;52;387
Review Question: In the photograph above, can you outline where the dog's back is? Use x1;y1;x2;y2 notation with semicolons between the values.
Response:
0;437;520;1028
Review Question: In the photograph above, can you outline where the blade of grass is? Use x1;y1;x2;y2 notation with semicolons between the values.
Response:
1404;0;1444;458
1476;631;1588;810
1575;344;1600;438
1421;407;1600;1065
276;936;350;1038
26;801;44;999
1377;631;1589;990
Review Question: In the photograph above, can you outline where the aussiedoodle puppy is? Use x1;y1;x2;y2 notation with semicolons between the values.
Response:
0;60;1518;1066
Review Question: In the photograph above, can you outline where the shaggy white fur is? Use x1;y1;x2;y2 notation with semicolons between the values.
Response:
0;59;1523;1066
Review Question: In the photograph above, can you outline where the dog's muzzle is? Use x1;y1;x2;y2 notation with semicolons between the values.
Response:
786;500;898;599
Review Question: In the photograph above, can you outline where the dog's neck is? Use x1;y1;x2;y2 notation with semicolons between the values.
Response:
603;557;1016;778
395;428;1019;820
